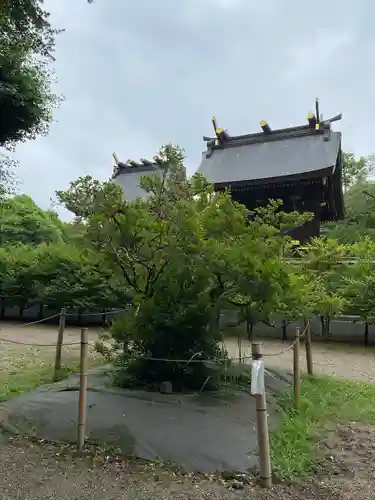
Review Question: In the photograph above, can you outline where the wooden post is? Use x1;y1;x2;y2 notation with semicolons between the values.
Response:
252;342;272;488
293;327;301;409
77;327;88;451
304;320;313;376
53;307;66;381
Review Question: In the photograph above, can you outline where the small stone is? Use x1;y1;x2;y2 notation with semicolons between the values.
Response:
230;480;245;490
221;470;236;480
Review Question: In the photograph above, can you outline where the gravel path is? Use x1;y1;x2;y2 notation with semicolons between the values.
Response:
2;322;375;383
225;338;375;382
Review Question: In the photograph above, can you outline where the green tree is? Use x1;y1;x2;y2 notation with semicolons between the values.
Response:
0;0;93;148
203;198;315;338
0;195;64;246
2;244;40;316
298;238;348;336
323;152;375;242
57;144;316;390
0;152;17;200
0;0;94;60
34;243;119;312
0;42;58;147
340;238;375;343
341;152;368;193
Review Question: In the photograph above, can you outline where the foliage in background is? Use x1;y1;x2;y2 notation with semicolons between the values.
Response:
0;45;58;147
0;0;94;60
0;195;64;245
340;238;375;326
0;0;93;188
0;151;17;200
323;152;375;243
298;238;348;336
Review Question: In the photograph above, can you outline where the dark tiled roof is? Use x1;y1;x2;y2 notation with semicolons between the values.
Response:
111;157;166;203
198;128;342;187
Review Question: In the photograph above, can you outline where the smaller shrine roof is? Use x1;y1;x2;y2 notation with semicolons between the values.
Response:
111;156;165;203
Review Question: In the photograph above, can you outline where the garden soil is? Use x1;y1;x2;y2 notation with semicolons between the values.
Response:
0;423;374;499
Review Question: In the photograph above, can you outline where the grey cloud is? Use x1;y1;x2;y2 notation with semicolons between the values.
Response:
13;0;375;217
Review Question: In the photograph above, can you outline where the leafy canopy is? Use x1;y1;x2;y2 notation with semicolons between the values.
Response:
57;144;322;389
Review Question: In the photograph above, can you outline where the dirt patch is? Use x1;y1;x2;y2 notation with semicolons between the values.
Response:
0;433;368;500
315;423;375;499
0;322;101;360
0;321;101;351
0;322;103;399
0;437;250;500
0;436;336;500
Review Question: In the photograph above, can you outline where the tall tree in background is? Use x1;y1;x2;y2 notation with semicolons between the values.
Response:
0;195;64;246
0;153;17;201
0;0;93;192
323;152;375;243
0;0;94;59
342;152;368;193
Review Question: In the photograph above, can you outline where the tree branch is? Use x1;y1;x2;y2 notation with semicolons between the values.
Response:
107;238;141;292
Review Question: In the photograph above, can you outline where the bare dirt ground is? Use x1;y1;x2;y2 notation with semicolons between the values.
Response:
0;428;373;500
1;323;375;499
0;320;101;354
0;321;102;383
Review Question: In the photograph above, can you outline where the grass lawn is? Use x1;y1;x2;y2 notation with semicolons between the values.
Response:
271;375;375;479
0;345;104;401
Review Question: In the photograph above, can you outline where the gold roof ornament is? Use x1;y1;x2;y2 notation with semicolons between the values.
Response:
260;120;272;133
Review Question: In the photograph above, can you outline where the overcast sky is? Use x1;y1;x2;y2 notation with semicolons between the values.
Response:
13;0;374;216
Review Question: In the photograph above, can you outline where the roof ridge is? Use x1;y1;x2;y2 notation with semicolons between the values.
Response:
204;112;342;150
208;126;325;150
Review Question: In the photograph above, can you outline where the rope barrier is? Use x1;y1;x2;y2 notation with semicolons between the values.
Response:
0;308;310;360
0;336;97;347
64;308;128;317
0;328;309;357
0;312;62;328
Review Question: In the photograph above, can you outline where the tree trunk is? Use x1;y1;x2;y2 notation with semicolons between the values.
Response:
365;322;369;347
101;308;107;325
246;316;253;341
282;319;287;341
320;315;330;337
320;316;324;336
